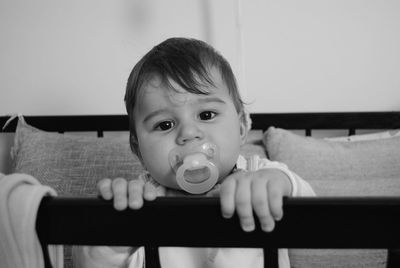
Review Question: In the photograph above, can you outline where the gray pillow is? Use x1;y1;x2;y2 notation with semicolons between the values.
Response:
264;126;400;197
11;117;144;197
263;126;400;268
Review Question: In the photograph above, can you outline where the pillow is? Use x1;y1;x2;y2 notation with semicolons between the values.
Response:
240;130;267;159
11;117;144;197
264;127;400;197
264;127;400;268
326;129;400;142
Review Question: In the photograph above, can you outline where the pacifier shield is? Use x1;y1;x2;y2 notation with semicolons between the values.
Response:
169;143;219;194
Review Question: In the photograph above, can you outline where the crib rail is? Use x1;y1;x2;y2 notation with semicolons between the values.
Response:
2;112;400;134
36;197;400;267
36;196;400;248
250;112;400;131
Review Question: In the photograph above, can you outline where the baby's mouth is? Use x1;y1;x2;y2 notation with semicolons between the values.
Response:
183;166;211;184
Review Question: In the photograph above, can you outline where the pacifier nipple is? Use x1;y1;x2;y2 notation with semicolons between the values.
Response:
169;143;219;194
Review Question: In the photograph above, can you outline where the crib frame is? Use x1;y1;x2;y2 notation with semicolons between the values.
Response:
1;112;400;268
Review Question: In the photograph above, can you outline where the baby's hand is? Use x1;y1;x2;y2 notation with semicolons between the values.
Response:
219;169;292;232
97;177;166;210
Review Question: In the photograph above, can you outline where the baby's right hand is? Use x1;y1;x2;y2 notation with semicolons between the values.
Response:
97;177;166;210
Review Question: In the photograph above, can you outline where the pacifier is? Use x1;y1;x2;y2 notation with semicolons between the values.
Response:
169;143;219;194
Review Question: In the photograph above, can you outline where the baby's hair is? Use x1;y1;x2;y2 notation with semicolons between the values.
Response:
124;37;245;156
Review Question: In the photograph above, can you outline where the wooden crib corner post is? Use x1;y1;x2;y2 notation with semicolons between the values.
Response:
387;249;400;268
263;248;279;268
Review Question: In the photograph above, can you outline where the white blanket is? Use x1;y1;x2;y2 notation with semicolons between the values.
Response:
0;172;63;268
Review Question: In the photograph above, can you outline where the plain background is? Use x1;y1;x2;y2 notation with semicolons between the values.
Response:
1;0;399;115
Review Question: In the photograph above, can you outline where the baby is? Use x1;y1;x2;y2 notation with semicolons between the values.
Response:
74;37;315;268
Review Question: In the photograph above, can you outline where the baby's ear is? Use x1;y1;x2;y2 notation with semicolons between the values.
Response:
238;110;249;144
130;134;143;162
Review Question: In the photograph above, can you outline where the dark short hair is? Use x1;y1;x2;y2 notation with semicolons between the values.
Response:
124;37;244;156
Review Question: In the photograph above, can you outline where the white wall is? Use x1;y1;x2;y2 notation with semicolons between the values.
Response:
243;0;400;112
0;0;399;115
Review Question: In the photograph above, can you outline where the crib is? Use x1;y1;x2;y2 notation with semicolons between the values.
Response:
1;112;400;268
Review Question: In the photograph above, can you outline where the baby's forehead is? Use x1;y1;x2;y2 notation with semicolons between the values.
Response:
139;80;221;104
136;73;231;110
144;74;164;89
144;67;225;93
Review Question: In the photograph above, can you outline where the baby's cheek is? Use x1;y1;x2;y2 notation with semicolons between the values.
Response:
218;154;239;180
153;171;180;190
144;156;178;189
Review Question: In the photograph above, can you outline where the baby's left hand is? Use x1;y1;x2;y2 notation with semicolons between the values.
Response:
219;168;292;232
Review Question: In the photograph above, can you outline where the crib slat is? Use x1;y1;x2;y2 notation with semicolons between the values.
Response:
249;112;400;130
2;112;400;132
36;196;400;249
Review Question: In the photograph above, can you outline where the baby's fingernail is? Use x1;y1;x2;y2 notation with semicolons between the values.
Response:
114;202;125;211
130;200;139;207
262;222;275;232
101;192;112;200
129;199;143;209
222;212;232;219
262;225;270;232
145;192;156;200
242;223;255;232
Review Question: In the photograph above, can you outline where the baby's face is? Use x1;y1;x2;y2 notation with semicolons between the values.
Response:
134;68;246;190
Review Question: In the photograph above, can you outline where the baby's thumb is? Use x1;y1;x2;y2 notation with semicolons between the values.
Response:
143;177;166;199
97;178;113;200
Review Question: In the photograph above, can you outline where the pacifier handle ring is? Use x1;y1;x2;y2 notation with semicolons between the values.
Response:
176;160;219;195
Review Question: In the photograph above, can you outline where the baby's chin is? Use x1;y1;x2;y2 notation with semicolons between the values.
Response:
218;165;237;181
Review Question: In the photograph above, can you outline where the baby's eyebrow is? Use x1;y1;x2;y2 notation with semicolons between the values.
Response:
196;97;226;105
142;109;169;124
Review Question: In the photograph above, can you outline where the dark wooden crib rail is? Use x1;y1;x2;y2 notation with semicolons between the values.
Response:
37;196;400;248
36;197;400;268
250;112;400;135
2;112;400;135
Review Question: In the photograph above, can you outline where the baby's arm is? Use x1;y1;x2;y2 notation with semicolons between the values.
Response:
72;245;143;268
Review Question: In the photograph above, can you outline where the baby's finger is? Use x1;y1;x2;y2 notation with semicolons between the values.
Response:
235;177;255;232
219;176;237;218
251;178;275;232
111;178;128;210
143;180;158;201
155;185;167;197
97;178;113;200
128;179;145;209
267;179;285;221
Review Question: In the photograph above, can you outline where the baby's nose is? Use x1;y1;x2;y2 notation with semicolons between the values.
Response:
176;123;204;145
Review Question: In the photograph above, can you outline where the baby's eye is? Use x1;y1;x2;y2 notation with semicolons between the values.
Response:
199;111;217;121
155;120;175;131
